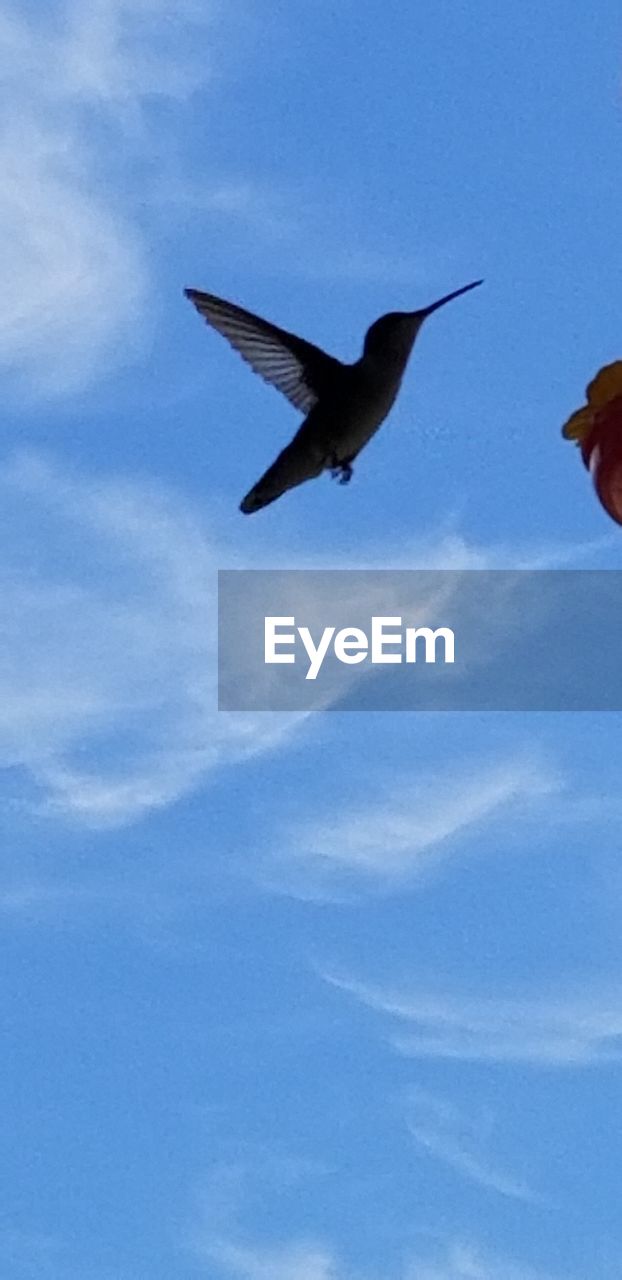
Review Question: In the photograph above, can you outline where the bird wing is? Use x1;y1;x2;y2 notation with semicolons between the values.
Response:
185;288;343;415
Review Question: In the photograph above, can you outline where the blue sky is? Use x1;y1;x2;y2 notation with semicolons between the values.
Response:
3;1;622;1277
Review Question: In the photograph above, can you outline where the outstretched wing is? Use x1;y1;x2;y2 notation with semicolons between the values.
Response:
185;288;343;415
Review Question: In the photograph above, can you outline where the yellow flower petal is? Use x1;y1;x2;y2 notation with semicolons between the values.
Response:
586;361;622;407
561;406;593;441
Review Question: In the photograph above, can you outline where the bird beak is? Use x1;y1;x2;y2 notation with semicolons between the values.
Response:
417;279;483;318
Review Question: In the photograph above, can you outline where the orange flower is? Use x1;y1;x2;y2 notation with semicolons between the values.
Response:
562;361;622;525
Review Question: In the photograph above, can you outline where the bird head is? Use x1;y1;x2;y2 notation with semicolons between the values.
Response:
362;279;482;364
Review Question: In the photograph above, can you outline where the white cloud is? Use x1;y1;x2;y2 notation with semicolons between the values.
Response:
0;113;148;393
322;973;622;1067
45;0;213;109
202;1238;341;1280
0;451;296;826
0;0;213;393
0;446;607;837
191;1160;346;1280
406;1089;537;1201
197;1237;563;1280
263;752;559;898
405;1242;560;1280
189;1161;566;1280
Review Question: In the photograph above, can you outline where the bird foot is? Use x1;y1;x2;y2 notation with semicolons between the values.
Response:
330;461;354;485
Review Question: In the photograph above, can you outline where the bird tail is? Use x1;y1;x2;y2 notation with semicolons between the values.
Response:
240;438;325;514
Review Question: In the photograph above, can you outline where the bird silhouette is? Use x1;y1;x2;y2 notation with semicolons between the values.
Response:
185;279;482;514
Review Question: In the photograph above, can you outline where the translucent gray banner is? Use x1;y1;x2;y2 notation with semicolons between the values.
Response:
218;570;622;711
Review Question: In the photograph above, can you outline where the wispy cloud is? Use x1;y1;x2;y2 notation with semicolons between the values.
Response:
0;451;297;827
200;1238;342;1280
404;1241;560;1280
406;1089;538;1201
0;0;214;393
263;751;559;899
322;972;622;1067
197;1236;562;1280
190;1159;345;1280
191;1167;560;1280
0;444;608;838
189;1159;565;1280
290;527;612;572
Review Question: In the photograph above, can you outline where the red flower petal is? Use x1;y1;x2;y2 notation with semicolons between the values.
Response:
583;395;622;524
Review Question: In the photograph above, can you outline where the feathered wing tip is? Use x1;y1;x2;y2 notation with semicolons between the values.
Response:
184;286;343;415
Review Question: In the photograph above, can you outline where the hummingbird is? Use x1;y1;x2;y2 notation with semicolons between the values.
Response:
185;279;482;514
